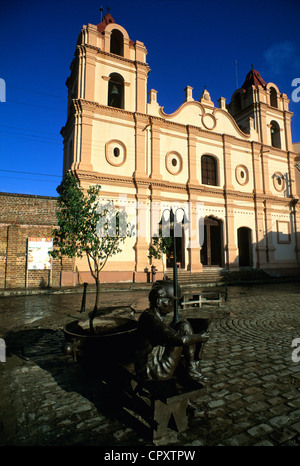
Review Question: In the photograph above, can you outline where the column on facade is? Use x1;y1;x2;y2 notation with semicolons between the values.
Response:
251;142;263;194
260;145;272;195
133;186;150;280
77;46;84;99
258;100;268;145
70;110;79;170
282;89;293;150
135;59;148;114
293;202;300;267
252;142;267;268
187;125;198;186
255;204;268;268
224;197;238;269
186;191;203;272
186;126;202;272
132;113;149;279
134;113;148;179
149;117;163;180
77;102;94;172
287;151;296;198
223;136;238;269
264;199;276;266
84;45;97;102
222;135;234;190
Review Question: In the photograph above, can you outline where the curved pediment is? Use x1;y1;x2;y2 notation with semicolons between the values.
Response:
148;99;255;140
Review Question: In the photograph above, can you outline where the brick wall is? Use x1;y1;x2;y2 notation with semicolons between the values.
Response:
0;192;74;289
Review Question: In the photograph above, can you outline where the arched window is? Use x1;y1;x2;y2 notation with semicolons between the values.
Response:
270;87;278;108
201;155;218;186
110;29;124;56
270;121;281;149
108;73;124;109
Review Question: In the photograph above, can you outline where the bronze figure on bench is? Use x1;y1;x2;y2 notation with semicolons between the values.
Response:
134;281;209;384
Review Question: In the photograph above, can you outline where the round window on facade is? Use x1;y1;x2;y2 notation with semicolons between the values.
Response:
273;172;285;192
235;165;249;186
113;147;120;158
105;140;126;167
166;152;183;175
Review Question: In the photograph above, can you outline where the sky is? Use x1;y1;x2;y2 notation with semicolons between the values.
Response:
1;0;300;197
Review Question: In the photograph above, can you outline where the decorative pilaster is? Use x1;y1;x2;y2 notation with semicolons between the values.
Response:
134;187;150;276
84;46;97;102
223;135;234;190
251;142;263;194
135;60;149;114
260;145;272;195
186;195;202;272
77;101;94;172
150;117;162;180
133;113;148;179
224;199;238;269
187;126;198;186
253;200;268;269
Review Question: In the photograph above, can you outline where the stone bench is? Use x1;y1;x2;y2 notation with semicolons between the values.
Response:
125;365;206;444
181;292;223;309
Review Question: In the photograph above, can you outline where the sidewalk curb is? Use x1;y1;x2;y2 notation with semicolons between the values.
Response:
0;276;299;298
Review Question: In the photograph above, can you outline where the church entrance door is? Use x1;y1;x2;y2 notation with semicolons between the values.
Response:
238;227;252;267
200;217;223;267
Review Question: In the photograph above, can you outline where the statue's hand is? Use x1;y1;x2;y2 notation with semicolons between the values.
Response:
198;331;209;342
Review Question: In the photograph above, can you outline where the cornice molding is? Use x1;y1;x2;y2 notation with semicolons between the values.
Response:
80;43;150;70
74;169;295;207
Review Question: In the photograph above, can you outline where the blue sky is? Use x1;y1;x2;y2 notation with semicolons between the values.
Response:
1;0;300;197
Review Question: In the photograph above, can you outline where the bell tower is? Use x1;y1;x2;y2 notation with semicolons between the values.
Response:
227;67;293;151
61;11;149;177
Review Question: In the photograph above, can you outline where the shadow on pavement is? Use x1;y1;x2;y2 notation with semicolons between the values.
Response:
3;327;156;444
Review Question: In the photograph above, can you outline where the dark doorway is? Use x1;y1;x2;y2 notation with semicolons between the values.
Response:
238;227;252;267
200;217;223;266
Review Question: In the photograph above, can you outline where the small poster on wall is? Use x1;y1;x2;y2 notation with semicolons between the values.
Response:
27;237;53;270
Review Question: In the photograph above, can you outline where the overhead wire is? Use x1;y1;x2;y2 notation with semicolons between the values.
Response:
0;169;61;177
7;85;65;100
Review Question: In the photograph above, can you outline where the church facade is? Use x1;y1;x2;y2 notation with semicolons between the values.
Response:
60;13;300;283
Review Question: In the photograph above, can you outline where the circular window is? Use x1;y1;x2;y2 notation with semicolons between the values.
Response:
166;152;183;175
235;165;249;186
105;140;126;167
113;147;120;158
273;172;285;192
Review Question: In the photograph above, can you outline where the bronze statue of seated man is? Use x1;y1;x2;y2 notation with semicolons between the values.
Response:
134;281;209;384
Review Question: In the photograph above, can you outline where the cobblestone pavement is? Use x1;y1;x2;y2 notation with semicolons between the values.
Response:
0;282;300;447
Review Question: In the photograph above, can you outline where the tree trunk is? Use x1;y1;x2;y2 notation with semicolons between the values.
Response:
89;277;100;334
94;275;100;312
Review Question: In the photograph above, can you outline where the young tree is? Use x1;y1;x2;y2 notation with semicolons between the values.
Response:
50;172;132;315
148;234;173;278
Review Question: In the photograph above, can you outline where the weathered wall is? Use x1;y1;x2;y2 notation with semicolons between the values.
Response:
0;192;74;289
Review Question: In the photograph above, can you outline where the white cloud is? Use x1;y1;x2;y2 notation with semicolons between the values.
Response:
264;41;300;75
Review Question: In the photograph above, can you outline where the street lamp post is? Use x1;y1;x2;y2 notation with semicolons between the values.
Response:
161;207;189;327
170;208;179;326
